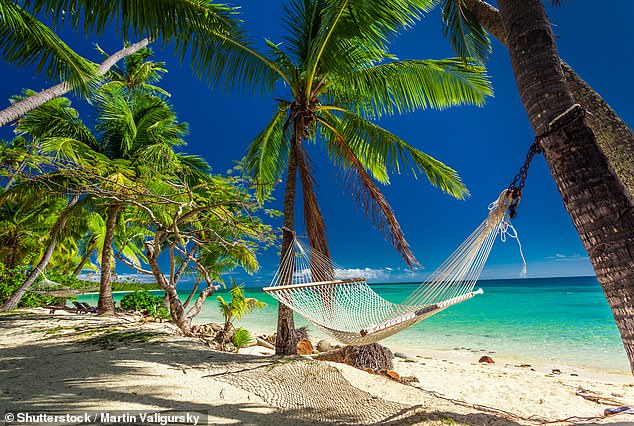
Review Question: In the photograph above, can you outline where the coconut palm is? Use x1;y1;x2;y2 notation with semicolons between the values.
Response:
0;0;277;126
217;280;266;350
439;0;634;375
10;47;201;314
439;0;634;197
243;0;492;354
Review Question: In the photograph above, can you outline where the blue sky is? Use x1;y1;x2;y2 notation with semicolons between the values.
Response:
2;1;633;284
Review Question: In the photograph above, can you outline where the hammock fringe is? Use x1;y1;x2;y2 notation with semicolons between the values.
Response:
265;190;521;345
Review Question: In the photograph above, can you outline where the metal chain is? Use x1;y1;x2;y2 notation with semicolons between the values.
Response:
507;141;543;218
506;104;585;218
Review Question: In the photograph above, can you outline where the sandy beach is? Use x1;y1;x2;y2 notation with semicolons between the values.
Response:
1;310;633;426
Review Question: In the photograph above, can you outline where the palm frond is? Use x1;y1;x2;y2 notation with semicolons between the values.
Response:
304;0;438;95
441;0;491;62
25;0;283;92
0;0;98;92
322;109;468;199
14;91;97;148
327;58;492;119
319;116;419;268
244;109;289;203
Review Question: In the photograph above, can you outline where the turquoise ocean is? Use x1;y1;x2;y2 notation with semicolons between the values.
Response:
77;276;630;374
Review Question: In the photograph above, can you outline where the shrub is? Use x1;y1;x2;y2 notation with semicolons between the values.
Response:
0;263;64;308
120;289;169;318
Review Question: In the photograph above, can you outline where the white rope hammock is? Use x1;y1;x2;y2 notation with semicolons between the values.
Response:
31;273;83;297
263;190;525;345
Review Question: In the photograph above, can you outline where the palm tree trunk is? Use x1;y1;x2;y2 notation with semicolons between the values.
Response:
275;132;300;355
98;203;122;315
0;195;79;311
498;0;634;375
0;39;151;127
4;239;18;270
73;242;95;276
461;0;634;196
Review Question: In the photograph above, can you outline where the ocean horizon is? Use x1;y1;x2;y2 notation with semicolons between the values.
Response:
77;275;630;374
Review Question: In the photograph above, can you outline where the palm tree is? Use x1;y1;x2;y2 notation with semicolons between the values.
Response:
10;47;196;314
474;0;634;375
0;0;277;126
439;0;634;198
217;280;266;349
243;0;492;354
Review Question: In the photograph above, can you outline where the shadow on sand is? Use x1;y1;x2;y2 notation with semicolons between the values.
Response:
0;313;534;425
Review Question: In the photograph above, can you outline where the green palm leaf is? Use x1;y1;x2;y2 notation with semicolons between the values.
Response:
322;109;468;199
441;0;491;62
328;58;492;119
26;0;282;92
0;0;97;92
244;109;290;203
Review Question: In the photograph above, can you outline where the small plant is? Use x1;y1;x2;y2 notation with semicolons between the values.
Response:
231;327;255;352
120;289;169;319
217;279;265;350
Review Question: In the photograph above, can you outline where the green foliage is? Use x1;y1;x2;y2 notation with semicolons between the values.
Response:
0;262;63;307
120;289;168;318
244;0;493;267
231;327;254;352
217;280;266;333
441;0;491;62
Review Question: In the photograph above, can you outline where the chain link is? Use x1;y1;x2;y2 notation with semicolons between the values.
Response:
507;141;543;218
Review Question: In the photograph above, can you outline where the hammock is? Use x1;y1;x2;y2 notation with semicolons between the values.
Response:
31;274;84;297
263;190;525;345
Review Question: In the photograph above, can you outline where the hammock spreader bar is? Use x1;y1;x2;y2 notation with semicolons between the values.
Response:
264;190;524;345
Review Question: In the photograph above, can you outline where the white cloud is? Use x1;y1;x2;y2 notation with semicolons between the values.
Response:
77;273;157;283
545;253;590;262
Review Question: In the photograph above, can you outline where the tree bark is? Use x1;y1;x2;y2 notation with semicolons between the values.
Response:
275;133;300;355
97;203;122;315
0;195;79;311
0;38;151;128
461;0;634;197
498;0;634;375
73;243;95;276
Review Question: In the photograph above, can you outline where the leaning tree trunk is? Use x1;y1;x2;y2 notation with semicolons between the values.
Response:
462;0;634;197
275;131;300;355
97;203;122;315
0;38;151;127
0;195;79;311
73;240;96;276
498;0;634;374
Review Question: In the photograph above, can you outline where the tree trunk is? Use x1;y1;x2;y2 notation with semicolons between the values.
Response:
4;239;18;270
275;133;300;355
97;203;122;315
498;0;634;374
461;0;634;197
0;195;79;311
0;38;151;127
73;243;95;277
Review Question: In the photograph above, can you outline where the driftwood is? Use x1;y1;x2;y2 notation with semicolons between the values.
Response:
256;336;274;350
313;343;393;371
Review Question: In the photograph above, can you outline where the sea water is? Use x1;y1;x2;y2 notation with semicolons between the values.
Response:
77;276;630;373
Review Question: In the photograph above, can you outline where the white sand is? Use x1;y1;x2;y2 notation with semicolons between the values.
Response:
1;310;633;425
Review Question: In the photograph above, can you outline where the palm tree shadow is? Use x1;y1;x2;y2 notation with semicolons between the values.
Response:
1;313;522;425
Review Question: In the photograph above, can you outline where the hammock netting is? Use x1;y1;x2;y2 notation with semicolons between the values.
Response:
31;275;84;297
263;190;524;345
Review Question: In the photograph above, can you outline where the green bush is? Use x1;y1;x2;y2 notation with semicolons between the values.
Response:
0;263;64;308
120;289;169;318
